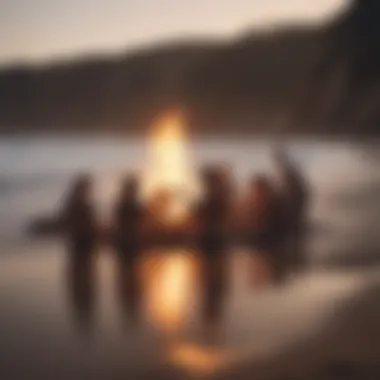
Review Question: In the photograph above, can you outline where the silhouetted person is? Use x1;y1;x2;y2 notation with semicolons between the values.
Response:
113;175;144;324
244;175;286;282
195;166;232;253
62;174;98;334
273;150;309;270
194;166;231;333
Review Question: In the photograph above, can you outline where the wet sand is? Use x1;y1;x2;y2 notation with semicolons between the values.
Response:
0;244;380;380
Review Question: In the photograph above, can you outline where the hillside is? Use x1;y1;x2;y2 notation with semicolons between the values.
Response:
0;0;379;134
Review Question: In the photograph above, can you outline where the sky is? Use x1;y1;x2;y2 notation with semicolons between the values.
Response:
0;0;348;65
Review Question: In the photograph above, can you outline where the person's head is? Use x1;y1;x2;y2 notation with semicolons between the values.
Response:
200;165;221;195
120;174;140;200
69;174;93;203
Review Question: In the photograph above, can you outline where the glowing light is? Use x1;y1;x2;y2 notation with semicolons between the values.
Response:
143;110;199;224
169;344;233;375
145;252;196;332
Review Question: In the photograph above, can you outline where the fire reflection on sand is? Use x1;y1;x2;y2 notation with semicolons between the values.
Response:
143;250;198;333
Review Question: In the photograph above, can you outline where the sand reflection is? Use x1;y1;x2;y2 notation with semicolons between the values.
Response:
143;250;198;333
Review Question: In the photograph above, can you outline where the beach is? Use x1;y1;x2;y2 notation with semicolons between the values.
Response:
1;136;380;379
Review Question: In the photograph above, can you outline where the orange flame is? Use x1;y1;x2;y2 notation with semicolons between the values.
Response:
143;110;198;224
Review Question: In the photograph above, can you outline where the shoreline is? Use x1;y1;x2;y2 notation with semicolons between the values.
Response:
1;130;380;145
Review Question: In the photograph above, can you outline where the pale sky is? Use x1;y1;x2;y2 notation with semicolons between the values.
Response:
0;0;348;65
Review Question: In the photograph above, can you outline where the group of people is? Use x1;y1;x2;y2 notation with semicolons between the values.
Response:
194;149;309;277
62;149;309;266
61;149;309;330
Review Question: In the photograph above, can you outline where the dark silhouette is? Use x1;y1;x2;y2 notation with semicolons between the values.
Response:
112;175;144;324
113;175;144;256
62;175;98;255
66;253;97;335
193;166;232;331
244;175;287;282
62;174;98;334
115;260;141;326
199;249;229;328
195;166;233;252
273;150;309;270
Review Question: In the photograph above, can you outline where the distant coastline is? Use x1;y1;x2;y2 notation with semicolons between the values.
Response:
0;1;379;135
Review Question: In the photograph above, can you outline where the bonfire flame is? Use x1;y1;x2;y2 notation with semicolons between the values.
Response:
143;110;198;225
